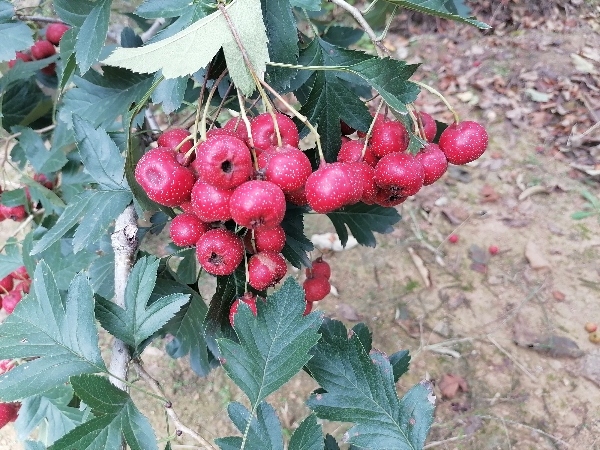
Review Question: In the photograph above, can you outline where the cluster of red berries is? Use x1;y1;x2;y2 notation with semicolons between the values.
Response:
0;360;19;429
8;23;69;76
0;174;55;223
0;266;30;314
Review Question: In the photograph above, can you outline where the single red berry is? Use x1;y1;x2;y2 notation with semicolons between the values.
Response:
190;181;233;223
303;300;313;316
415;143;448;186
340;120;356;136
357;113;386;138
306;257;331;280
244;226;286;253
205;128;239;141
303;274;330;302
285;186;308;206
196;229;244;275
305;163;362;214
0;360;14;374
229;293;258;326
135;147;196;207
157;128;193;154
347;161;377;204
251;113;299;151
223;117;250;143
229;180;286;230
374;153;424;197
170;213;210;247
419;112;437;142
584;322;597;333
337;139;378;167
10;266;28;281
248;251;287;291
14;282;30;295
0;204;27;222
0;275;13;295
258;145;312;193
489;245;499;255
439;121;489;165
46;23;70;45
30;40;56;60
370;121;410;159
3;290;23;314
449;234;459;243
8;52;31;69
33;173;56;190
0;403;19;429
194;135;252;190
180;201;194;213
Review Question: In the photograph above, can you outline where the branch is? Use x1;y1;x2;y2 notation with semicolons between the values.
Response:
14;15;66;24
141;18;166;43
328;0;386;57
133;362;215;449
108;204;139;391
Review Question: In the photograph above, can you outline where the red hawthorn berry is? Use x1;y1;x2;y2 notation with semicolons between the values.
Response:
0;403;19;429
190;181;234;223
374;187;407;208
419;112;437;142
2;290;23;314
223;117;250;143
257;145;312;194
170;213;210;247
30;40;56;76
584;322;597;333
46;23;70;45
10;266;28;281
489;245;499;255
285;186;309;206
229;293;258;326
14;282;30;295
374;152;424;197
305;162;362;214
449;234;459;243
306;257;331;280
0;275;13;295
250;113;299;151
438;121;489;165
229;180;286;230
157;128;193;154
196;229;244;276
370;121;410;158
0;360;14;374
303;274;330;302
0;204;27;222
8;52;31;68
415;143;448;186
244;226;286;254
33;173;56;190
194;135;252;190
357;113;386;138
248;251;287;291
337;139;379;168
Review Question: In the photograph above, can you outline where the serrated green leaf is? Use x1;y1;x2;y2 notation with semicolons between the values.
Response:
218;278;323;407
152;75;188;114
31;190;132;254
95;256;188;351
384;0;490;28
324;434;340;449
289;414;323;450
321;26;364;47
306;320;434;449
0;56;60;91
58;28;78;91
0;238;23;280
136;0;195;19
73;116;127;190
326;203;401;247
24;441;46;450
35;239;98;291
50;374;157;450
54;0;96;27
0;22;34;62
390;350;411;382
263;0;299;91
290;0;321;10
21;175;67;213
15;385;86;444
75;0;112;74
0;187;28;207
13;127;68;175
281;204;313;268
1;78;50;130
102;0;269;95
0;264;106;401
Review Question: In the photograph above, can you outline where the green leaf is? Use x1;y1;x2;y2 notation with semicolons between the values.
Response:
322;26;364;47
0;79;50;130
281;204;313;269
571;211;597;220
289;414;323;450
580;189;600;209
290;0;322;10
24;441;46;450
89;236;115;300
384;0;490;28
0;264;106;401
54;0;96;27
136;0;195;19
95;256;188;350
263;0;299;91
390;350;411;382
59;28;78;91
50;374;158;450
0;55;60;91
21;175;67;212
326;203;401;247
13;127;68;175
0;238;23;281
73;116;127;190
218;278;323;407
14;385;86;444
75;0;112;74
35;239;98;291
306;320;435;449
31;190;132;254
0;187;28;207
0;21;34;62
102;0;269;95
324;434;340;449
151;75;188;114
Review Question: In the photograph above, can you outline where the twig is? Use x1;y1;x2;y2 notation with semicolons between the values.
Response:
487;335;536;381
144;109;161;134
424;435;468;448
14;15;66;24
141;18;166;43
476;415;569;447
133;362;215;449
328;0;386;56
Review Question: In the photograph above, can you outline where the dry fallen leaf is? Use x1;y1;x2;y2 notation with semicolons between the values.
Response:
577;350;600;387
480;184;501;203
438;373;468;399
525;240;551;270
407;247;431;288
335;303;362;322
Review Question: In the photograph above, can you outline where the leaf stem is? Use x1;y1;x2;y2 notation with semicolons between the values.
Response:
375;5;398;42
412;80;460;124
362;99;385;159
406;104;424;140
200;69;229;142
236;89;259;170
193;63;212;147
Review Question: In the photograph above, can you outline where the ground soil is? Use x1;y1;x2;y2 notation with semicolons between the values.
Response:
1;3;600;449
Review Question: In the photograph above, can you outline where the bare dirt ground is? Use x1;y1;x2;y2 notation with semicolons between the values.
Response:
2;2;600;449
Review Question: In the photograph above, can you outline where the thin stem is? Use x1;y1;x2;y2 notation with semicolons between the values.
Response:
244;248;250;292
193;63;212;146
236;89;258;170
14;14;65;24
406;104;424;140
328;0;386;56
375;5;398;42
200;69;229;142
362;99;385;158
361;0;380;15
412;80;460;124
208;82;234;130
140;18;166;43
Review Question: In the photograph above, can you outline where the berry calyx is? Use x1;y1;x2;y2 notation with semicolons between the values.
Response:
194;135;252;190
157;128;193;154
258;145;312;193
305;163;362;214
196;229;244;275
374;187;407;207
251;113;299;151
489;245;499;255
449;234;459;243
46;23;70;45
370;121;410;158
306;257;331;280
229;180;286;230
415;143;448;186
229;293;258;326
135;147;196;207
438;121;488;165
248;251;287;291
244;226;286;253
170;213;210;247
190;181;233;223
374;152;424;197
303;274;330;302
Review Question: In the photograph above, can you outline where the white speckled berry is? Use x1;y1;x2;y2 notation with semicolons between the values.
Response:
439;121;488;165
415;143;448;186
374;152;424;197
191;181;233;223
195;135;252;190
196;229;244;275
230;180;286;229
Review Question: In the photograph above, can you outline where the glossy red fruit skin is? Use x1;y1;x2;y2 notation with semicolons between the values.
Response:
370;121;410;158
157;128;193;154
251;113;299;151
374;153;424;197
419;112;437;142
223;117;250;143
0;360;14;374
489;245;499;255
439;121;488;165
303;275;330;302
229;293;258;326
357;113;386;138
244;226;286;253
31;40;56;59
170;213;210;247
0;204;27;222
0;403;19;429
190;181;233;223
303;300;313;316
347;161;377;204
230;180;286;230
374;187;407;207
285;186;308;206
46;23;70;45
180;201;194;213
195;135;252;190
415;143;448;186
248;251;287;291
196;229;244;275
0;275;13;295
258;145;312;193
337;139;379;167
449;234;459;243
135;147;196;206
305;163;362;214
205;128;239;140
3;290;22;314
8;52;31;68
306;257;330;280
